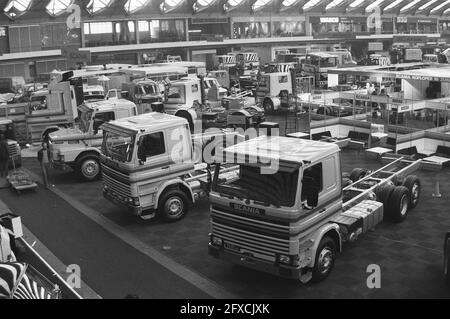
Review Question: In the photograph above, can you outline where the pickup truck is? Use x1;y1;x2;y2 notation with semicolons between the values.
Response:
48;99;137;181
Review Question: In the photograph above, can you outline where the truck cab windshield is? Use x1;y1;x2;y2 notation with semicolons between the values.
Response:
138;84;158;95
103;131;135;163
213;164;299;207
166;86;186;104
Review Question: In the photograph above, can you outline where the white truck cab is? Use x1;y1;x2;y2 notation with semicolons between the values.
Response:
100;112;241;221
121;79;163;105
164;78;201;128
209;136;422;283
256;72;293;112
203;77;228;100
48;99;137;181
207;70;230;89
83;85;106;102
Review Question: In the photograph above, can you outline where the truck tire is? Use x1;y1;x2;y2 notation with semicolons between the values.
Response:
158;189;190;223
376;183;395;207
263;99;274;113
350;168;366;182
312;236;336;283
75;154;101;182
402;175;421;209
387;186;410;224
444;236;450;286
342;177;353;188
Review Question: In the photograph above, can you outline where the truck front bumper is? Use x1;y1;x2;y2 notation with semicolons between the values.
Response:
103;189;142;216
208;243;301;279
50;160;72;170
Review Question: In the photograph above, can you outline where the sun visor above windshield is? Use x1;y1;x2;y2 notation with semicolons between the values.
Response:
220;136;339;168
101;122;138;137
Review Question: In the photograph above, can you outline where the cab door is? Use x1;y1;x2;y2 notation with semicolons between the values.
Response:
136;131;171;179
301;153;341;222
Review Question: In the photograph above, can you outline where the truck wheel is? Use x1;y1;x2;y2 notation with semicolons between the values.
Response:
402;175;420;209
76;155;101;182
444;237;450;286
387;186;410;224
376;183;395;205
342;177;353;188
350;168;366;182
342;172;350;179
263;99;274;113
312;236;336;283
158;189;190;223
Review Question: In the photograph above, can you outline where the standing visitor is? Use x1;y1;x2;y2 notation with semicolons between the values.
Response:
0;134;9;178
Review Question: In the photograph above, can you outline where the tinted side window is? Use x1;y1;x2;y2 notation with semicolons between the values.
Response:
138;132;166;159
301;163;323;201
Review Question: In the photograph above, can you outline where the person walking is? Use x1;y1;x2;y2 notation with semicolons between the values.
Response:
0;133;9;179
37;142;49;188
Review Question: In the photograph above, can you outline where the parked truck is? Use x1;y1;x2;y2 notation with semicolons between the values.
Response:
209;137;424;283
48;99;137;181
163;76;263;131
256;71;293;112
29;71;84;143
100;112;241;221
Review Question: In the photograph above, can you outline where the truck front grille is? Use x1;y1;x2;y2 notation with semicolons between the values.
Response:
211;205;291;258
102;165;132;198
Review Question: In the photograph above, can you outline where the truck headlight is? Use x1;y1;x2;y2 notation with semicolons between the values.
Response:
278;254;298;266
211;236;223;247
127;197;140;206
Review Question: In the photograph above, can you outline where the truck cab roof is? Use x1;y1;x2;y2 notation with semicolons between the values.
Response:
79;99;136;112
264;72;291;77
174;77;200;85
223;136;340;170
307;52;338;58
102;112;188;135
